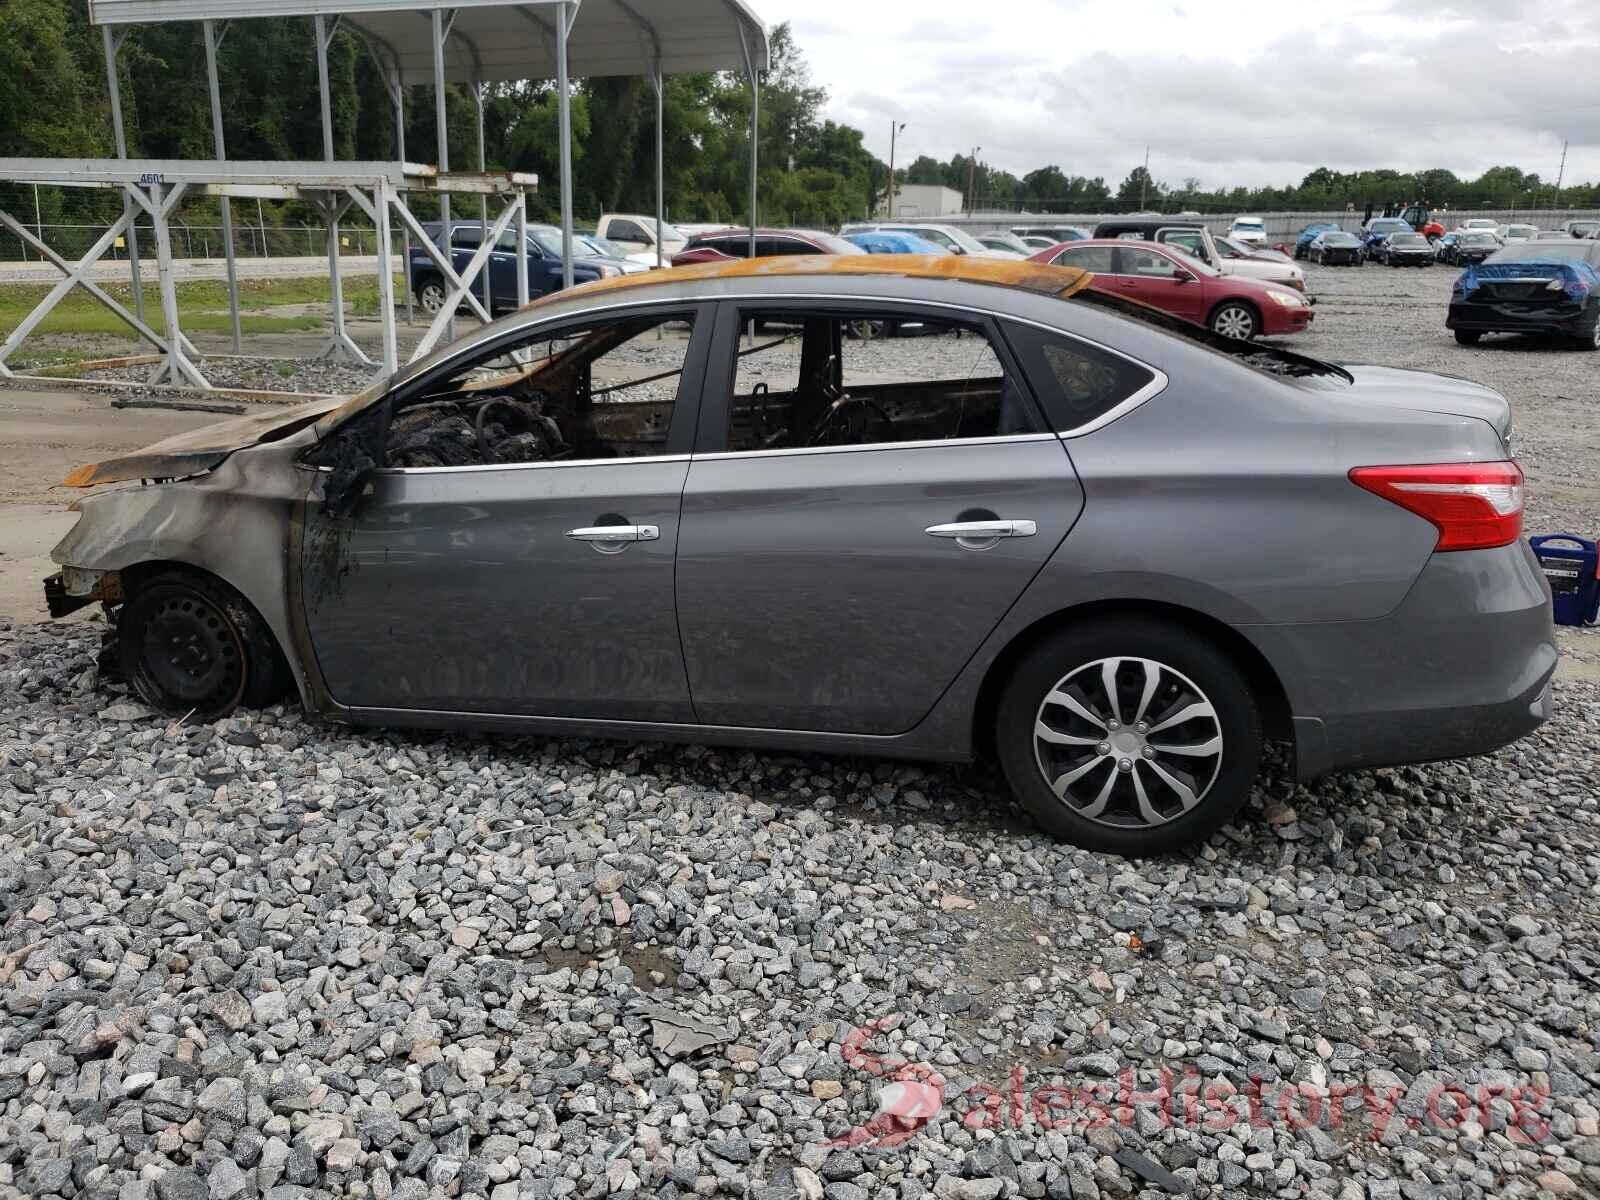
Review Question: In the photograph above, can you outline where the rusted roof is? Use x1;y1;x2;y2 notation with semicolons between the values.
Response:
542;253;1094;305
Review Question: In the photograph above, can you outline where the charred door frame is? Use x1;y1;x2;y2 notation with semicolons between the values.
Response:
284;299;717;719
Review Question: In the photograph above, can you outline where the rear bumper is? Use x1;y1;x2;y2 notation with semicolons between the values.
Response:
1244;542;1558;780
1447;299;1587;335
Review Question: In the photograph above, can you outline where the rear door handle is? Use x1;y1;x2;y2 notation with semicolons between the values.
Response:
566;525;659;542
925;520;1037;550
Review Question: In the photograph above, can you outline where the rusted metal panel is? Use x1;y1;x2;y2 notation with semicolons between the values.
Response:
543;253;1094;306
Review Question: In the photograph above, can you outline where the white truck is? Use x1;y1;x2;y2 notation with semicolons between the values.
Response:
594;214;688;263
1152;226;1308;292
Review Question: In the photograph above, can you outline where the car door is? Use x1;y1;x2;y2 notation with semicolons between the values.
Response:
297;303;712;721
673;299;1085;734
1110;245;1209;323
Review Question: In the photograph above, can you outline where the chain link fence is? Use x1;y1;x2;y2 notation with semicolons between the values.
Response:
0;221;409;264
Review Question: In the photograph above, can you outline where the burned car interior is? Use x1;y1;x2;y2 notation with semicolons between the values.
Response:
381;314;683;468
727;312;1036;450
305;313;691;513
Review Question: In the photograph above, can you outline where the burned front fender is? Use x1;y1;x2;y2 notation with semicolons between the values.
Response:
49;435;320;709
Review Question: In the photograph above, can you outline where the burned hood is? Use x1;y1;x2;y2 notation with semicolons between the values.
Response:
1340;364;1512;442
63;396;344;487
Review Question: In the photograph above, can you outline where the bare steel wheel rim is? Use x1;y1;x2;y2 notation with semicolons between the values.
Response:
1213;305;1254;339
1031;656;1224;830
132;588;246;714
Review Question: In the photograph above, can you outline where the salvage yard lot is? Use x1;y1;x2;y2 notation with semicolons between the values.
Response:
2;261;1599;1200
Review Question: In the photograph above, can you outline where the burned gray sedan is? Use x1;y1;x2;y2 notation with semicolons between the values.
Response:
46;255;1556;854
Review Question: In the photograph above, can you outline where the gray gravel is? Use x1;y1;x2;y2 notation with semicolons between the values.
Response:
4;264;1600;1200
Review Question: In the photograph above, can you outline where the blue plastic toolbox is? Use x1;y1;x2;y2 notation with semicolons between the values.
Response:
1529;534;1600;627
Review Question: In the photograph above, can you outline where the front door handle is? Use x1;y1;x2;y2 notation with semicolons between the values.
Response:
566;525;660;543
925;519;1037;551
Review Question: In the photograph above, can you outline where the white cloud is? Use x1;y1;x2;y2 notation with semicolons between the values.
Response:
760;0;1600;188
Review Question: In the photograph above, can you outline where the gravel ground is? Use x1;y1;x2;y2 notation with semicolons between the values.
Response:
3;263;1600;1200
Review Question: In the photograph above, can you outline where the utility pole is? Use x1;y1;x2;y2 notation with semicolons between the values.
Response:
967;147;981;216
1555;140;1568;208
884;121;905;218
1139;144;1150;211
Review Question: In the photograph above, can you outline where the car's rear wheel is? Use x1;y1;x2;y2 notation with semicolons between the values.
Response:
1454;329;1482;345
995;620;1262;855
120;570;289;721
1209;301;1258;340
1577;304;1600;352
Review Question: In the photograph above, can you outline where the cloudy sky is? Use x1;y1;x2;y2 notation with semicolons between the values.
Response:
757;0;1600;190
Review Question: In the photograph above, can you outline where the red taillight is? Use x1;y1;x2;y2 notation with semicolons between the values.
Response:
1349;461;1524;551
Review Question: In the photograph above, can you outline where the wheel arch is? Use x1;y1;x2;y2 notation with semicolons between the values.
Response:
114;558;295;712
971;598;1295;758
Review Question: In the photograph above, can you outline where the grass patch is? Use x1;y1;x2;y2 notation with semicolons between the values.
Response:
0;273;399;337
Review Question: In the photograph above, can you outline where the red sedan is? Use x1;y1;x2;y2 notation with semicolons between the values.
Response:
1027;239;1313;339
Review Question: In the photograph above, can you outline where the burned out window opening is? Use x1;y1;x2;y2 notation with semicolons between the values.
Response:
359;313;694;475
725;311;1042;452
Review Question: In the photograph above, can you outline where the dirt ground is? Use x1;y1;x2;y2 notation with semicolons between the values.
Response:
2;261;1597;677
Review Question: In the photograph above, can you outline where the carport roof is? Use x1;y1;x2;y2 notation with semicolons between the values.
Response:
87;0;770;84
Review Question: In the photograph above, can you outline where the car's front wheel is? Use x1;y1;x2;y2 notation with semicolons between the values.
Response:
1454;329;1482;345
119;570;289;721
417;279;447;315
995;620;1263;854
1209;301;1259;340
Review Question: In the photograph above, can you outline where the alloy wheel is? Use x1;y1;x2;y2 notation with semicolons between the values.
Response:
1031;656;1224;830
1212;305;1255;339
419;283;446;315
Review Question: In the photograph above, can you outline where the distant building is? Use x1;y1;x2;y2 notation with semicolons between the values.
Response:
885;184;964;218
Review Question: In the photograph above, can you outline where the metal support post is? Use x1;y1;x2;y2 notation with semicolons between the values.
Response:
143;181;210;389
432;7;454;342
557;1;577;289
738;22;758;262
102;26;144;324
475;80;492;315
203;19;242;354
514;190;529;307
389;62;413;324
651;59;664;270
370;183;398;372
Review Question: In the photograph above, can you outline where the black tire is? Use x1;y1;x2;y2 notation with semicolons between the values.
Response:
1454;329;1482;345
994;620;1263;855
119;570;289;721
1208;301;1259;340
1577;304;1600;352
416;278;447;315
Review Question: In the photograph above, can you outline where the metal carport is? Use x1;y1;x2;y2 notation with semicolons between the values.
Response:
84;0;768;367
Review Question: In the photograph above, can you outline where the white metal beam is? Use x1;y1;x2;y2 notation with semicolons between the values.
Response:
203;18;243;353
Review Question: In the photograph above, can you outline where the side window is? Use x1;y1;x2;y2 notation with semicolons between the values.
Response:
707;237;751;257
381;312;696;468
608;219;647;243
725;310;1040;452
759;237;813;256
1003;322;1158;432
1162;232;1205;258
1125;247;1179;277
1053;245;1114;273
449;227;481;250
900;229;952;250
